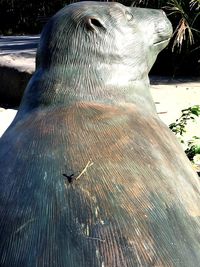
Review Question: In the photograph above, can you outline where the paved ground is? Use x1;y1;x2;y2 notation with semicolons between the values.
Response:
151;77;200;125
0;35;39;56
0;35;39;73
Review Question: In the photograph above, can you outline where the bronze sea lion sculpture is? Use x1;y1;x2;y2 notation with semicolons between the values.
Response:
1;1;200;266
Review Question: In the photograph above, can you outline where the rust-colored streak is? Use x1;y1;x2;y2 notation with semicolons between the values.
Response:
9;101;200;265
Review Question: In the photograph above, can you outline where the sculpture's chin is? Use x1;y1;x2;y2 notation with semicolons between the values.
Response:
153;38;170;47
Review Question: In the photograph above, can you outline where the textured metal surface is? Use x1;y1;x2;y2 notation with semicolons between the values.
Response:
1;2;200;267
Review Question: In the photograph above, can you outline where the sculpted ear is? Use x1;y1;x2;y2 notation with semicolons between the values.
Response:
85;16;106;32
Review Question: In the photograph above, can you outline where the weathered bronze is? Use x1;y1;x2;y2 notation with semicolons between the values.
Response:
1;2;200;266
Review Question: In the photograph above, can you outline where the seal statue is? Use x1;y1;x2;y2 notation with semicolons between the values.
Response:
1;2;200;266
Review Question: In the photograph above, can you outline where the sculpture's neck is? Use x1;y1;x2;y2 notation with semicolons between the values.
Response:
17;62;157;118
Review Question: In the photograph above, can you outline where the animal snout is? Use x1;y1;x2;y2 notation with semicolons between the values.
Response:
155;11;173;39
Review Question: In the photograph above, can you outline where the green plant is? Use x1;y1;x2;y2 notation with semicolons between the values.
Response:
169;105;200;163
190;0;200;10
185;136;200;161
169;105;200;135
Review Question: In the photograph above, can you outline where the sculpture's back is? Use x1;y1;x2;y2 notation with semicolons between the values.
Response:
0;2;200;266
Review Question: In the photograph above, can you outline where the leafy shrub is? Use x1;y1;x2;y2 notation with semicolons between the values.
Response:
169;105;200;164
